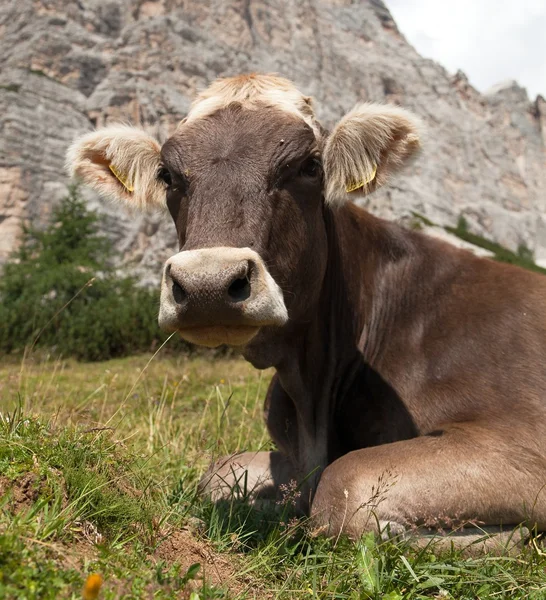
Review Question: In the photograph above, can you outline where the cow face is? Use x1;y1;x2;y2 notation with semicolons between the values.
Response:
67;74;421;351
157;103;328;348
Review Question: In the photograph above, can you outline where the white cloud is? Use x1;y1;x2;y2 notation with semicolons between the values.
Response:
387;0;546;99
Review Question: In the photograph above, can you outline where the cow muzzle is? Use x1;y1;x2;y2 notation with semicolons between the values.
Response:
158;247;289;347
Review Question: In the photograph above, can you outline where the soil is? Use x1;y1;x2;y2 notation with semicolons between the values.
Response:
0;474;267;597
154;527;251;596
0;472;43;512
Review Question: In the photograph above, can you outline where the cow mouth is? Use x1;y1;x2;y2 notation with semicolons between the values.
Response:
178;325;261;348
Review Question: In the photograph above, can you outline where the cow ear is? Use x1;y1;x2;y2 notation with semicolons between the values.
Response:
323;103;422;205
66;125;166;212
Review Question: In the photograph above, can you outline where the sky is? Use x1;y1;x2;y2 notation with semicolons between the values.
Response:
387;0;546;99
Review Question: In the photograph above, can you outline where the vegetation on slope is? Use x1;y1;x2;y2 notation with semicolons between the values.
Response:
447;216;546;275
0;187;188;361
410;212;546;275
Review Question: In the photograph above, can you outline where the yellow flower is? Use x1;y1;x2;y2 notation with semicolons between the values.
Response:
83;573;103;600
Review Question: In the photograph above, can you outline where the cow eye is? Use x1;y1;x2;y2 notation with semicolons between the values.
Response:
299;157;322;179
157;166;172;187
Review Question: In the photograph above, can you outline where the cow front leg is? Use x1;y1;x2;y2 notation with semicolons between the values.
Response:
199;377;304;507
198;450;296;504
310;424;546;541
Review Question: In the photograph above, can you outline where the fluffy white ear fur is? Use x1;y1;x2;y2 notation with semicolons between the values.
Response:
323;103;422;205
66;125;166;212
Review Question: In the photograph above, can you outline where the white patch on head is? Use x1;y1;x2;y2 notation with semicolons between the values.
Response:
184;73;321;139
66;125;166;212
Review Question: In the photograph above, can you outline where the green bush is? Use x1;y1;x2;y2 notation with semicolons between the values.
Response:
0;187;178;361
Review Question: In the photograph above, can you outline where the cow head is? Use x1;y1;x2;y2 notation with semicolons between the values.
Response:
67;74;421;357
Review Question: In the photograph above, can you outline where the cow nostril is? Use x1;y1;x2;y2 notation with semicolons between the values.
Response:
227;276;251;303
172;280;186;304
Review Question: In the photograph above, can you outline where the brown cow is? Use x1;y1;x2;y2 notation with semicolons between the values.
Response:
67;74;546;543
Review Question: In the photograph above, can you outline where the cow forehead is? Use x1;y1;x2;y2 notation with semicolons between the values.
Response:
162;104;318;176
183;73;321;139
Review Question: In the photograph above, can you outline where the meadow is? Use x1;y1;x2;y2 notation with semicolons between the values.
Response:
1;350;545;599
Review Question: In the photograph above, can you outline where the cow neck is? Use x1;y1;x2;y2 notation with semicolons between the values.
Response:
274;202;376;484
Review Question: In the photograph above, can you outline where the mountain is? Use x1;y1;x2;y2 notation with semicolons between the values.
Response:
1;0;545;283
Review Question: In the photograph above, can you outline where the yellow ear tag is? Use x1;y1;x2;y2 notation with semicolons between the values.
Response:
109;164;134;193
346;164;377;193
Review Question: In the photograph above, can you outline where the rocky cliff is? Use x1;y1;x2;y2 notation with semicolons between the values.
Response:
1;0;545;284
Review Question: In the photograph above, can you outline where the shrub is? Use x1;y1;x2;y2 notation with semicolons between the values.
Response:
0;186;178;361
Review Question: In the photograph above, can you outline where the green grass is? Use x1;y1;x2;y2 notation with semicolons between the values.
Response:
1;353;545;599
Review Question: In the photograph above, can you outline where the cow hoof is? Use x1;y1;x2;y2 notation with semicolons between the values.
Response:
198;451;286;503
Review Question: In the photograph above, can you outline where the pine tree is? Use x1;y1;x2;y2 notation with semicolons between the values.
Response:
0;187;164;360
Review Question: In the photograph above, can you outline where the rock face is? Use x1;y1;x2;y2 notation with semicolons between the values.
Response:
1;0;545;283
